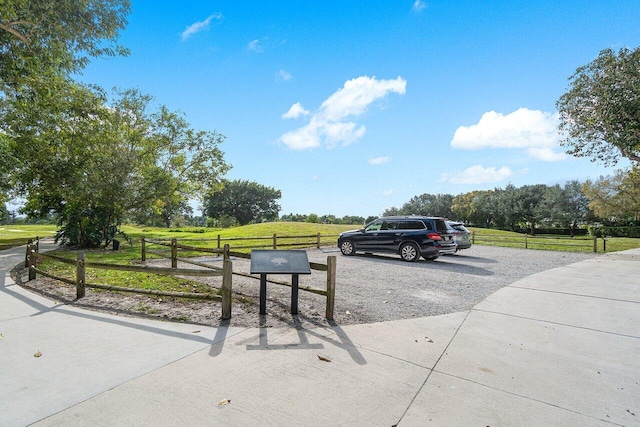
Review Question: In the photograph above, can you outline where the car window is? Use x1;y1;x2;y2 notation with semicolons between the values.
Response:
400;220;426;230
381;220;398;230
365;220;383;231
434;219;448;233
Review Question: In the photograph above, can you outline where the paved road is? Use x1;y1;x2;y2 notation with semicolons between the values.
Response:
1;241;638;426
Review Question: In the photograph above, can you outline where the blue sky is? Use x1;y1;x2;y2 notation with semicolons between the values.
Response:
75;0;639;218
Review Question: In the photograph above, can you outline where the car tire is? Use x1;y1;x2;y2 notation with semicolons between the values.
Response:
400;242;420;262
340;240;356;256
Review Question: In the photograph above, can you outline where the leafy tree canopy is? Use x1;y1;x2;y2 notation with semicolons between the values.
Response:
203;179;281;226
583;166;640;221
556;47;640;165
0;0;130;89
3;84;229;246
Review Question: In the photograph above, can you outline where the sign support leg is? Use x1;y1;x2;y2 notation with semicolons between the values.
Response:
291;274;299;315
260;273;267;315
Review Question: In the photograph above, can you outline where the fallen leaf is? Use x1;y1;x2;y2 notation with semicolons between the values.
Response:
191;330;201;334
345;310;351;315
424;337;434;343
218;399;231;407
383;301;388;304
317;355;332;362
34;351;42;358
0;333;4;339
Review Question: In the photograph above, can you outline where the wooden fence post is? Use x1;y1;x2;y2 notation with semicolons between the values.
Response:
221;259;232;320
171;238;177;268
76;252;86;299
471;231;475;244
525;234;528;249
223;243;230;261
217;234;221;249
25;239;32;265
28;245;36;281
325;255;336;321
141;235;146;262
273;233;277;249
36;236;40;252
316;232;321;249
593;236;598;253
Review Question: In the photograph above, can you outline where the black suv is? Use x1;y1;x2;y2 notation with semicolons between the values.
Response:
337;216;456;262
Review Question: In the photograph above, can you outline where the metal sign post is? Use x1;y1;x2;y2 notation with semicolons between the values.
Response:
250;250;311;315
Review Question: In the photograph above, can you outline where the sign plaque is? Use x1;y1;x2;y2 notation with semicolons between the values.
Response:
250;250;311;315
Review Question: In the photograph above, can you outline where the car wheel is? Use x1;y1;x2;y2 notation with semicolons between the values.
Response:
340;240;356;256
400;242;420;262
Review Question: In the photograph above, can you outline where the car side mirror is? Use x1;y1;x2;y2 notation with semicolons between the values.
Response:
359;228;366;232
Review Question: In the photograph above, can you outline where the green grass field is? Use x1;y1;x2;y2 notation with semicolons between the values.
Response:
4;223;639;297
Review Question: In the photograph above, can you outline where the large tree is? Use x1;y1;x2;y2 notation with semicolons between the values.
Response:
543;181;592;236
399;193;453;218
203;180;281;226
4;85;229;246
582;166;640;221
0;0;130;88
556;47;640;165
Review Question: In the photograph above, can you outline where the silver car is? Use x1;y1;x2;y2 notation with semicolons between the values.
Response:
446;221;472;252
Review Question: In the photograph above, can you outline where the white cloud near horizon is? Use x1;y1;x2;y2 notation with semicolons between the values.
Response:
451;108;566;162
181;13;222;41
279;76;406;150
441;165;513;184
369;156;391;165
282;102;310;119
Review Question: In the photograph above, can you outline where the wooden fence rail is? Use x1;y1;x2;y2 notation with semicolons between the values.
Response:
26;243;233;319
142;236;337;320
471;232;600;252
147;232;338;251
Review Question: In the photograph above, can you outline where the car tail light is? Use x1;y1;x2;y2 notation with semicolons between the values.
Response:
427;232;442;241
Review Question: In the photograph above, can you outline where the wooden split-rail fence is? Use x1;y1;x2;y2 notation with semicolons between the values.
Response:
24;234;338;321
25;240;233;319
141;236;337;320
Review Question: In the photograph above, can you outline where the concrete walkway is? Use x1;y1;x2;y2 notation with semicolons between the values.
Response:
0;242;638;426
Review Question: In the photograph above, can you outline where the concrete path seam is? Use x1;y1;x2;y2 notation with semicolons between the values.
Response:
472;308;640;339
393;309;473;426
509;285;640;304
427;370;625;426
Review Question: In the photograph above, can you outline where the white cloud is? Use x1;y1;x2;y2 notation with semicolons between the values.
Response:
441;165;513;184
278;70;293;81
526;147;567;161
248;39;263;52
181;13;222;41
369;156;391;165
412;1;427;12
282;102;310;119
279;76;406;150
451;108;565;162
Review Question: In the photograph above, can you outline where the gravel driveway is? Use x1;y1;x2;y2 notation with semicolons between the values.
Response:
223;245;599;326
18;244;599;328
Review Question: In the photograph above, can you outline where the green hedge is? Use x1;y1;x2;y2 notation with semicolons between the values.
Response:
589;226;640;238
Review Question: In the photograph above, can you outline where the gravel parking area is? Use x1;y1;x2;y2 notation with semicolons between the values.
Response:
199;245;598;327
292;245;598;324
18;245;599;329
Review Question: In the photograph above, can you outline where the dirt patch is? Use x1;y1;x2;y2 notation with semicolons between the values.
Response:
11;256;353;329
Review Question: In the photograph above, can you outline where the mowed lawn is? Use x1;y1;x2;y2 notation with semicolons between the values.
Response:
3;223;638;296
